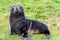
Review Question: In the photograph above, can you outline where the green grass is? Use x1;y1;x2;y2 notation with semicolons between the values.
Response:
0;0;60;40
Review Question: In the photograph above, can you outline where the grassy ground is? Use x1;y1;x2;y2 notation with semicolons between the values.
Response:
0;0;60;40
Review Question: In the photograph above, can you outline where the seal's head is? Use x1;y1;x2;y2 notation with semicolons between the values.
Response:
11;4;24;17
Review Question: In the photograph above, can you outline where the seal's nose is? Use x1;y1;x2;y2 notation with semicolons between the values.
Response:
16;7;18;10
15;7;19;12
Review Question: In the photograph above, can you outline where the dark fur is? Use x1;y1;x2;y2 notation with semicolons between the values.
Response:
10;4;50;39
10;5;28;37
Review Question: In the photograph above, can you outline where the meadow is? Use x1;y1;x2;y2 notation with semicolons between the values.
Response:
0;0;60;40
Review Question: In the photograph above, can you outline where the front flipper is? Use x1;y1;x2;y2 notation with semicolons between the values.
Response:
9;29;15;35
27;36;32;40
21;33;32;40
21;36;32;40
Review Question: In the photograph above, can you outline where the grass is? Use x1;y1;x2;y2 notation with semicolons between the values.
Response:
0;0;60;40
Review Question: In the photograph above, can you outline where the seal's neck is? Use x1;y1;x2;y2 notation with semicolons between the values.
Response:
11;12;25;18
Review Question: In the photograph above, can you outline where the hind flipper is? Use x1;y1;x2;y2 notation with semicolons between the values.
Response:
45;34;50;39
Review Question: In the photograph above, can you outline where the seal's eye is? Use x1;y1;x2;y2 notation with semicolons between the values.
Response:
19;7;22;9
12;8;14;10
